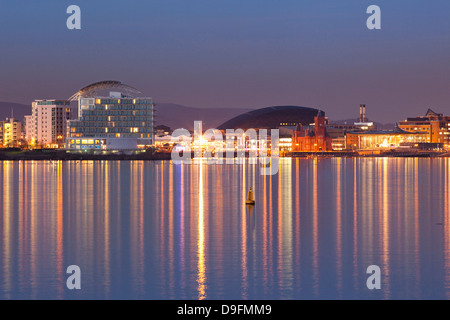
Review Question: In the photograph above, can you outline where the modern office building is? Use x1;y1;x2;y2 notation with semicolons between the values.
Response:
66;81;155;151
28;100;72;148
0;118;22;148
398;109;450;148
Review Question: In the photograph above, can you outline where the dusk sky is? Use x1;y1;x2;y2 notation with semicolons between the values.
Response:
1;0;450;123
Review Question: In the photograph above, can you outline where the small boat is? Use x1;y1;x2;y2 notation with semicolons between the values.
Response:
246;187;255;205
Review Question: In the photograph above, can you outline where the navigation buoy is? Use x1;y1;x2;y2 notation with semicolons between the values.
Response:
246;187;255;205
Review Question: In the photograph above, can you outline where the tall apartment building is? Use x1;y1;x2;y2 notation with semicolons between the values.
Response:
29;100;72;148
67;92;155;151
398;109;450;147
0;118;22;148
24;115;33;143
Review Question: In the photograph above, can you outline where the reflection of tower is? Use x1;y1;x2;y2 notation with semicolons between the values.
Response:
359;104;368;122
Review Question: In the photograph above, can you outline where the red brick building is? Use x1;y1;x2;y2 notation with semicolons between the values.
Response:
292;112;332;152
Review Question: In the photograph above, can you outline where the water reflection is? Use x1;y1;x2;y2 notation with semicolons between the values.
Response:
1;159;450;299
197;162;206;300
2;161;11;299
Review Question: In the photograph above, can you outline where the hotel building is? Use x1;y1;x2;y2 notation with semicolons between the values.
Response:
67;92;155;151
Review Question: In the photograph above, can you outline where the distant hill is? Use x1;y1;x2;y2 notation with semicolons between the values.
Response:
155;103;252;131
0;102;31;122
0;101;394;131
0;101;252;130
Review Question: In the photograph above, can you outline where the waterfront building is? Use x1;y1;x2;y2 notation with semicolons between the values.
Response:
28;100;72;148
292;111;332;152
66;81;155;151
0;118;22;148
398;109;450;148
346;127;429;150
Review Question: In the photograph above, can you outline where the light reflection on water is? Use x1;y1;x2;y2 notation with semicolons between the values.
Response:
0;158;450;299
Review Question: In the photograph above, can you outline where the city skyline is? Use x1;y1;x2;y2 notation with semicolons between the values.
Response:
1;1;450;123
3;1;450;302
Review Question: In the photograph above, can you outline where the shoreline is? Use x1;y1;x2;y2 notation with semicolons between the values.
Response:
0;149;447;161
0;150;172;161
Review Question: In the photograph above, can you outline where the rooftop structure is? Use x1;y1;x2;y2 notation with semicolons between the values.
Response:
69;80;141;102
217;106;321;130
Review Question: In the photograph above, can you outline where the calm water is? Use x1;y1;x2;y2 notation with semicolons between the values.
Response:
1;158;450;299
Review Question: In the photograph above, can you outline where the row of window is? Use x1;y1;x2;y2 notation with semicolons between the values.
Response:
72;127;153;133
70;122;153;128
402;127;430;131
82;109;154;115
77;116;153;121
95;99;153;105
69;133;152;139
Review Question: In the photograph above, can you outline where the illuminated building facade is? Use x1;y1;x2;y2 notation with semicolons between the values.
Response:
292;112;332;152
346;127;428;150
27;100;72;148
279;136;292;153
398;109;450;148
0;118;22;148
67;93;155;151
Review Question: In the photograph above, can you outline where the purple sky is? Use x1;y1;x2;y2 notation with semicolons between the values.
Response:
1;0;450;123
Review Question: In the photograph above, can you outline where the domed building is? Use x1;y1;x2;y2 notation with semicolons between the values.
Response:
217;105;322;130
